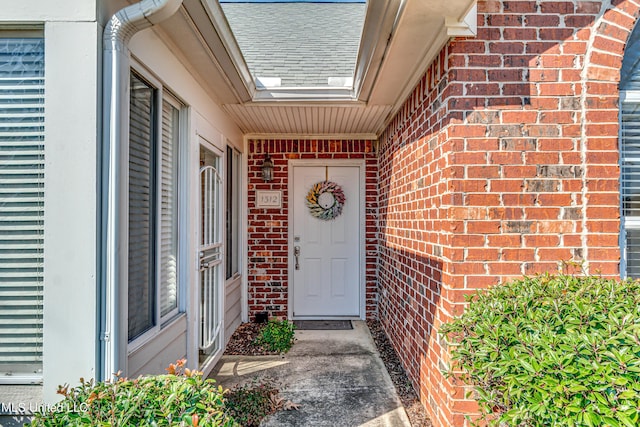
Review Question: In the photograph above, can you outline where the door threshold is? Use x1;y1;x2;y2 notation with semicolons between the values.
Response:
199;350;223;378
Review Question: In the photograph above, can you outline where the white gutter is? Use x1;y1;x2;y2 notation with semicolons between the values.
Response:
100;0;182;381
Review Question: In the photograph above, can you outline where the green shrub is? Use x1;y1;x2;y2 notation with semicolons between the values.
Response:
224;380;279;427
254;320;295;353
440;274;640;427
27;360;236;427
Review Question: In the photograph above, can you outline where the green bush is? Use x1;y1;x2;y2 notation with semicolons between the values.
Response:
27;360;236;427
254;320;295;353
224;380;279;427
440;274;640;427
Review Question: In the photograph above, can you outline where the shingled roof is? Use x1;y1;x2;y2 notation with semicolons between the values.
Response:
220;1;366;88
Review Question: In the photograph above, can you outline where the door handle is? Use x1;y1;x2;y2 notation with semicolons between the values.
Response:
294;246;301;270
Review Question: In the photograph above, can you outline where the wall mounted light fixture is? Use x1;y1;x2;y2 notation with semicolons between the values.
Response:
261;153;274;182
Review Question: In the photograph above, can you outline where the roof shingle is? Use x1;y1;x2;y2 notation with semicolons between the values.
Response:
221;2;366;87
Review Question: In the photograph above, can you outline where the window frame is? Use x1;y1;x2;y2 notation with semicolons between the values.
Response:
620;90;640;279
127;69;158;343
226;145;241;280
127;63;186;350
158;91;182;322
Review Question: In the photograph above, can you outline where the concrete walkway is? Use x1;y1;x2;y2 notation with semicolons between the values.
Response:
210;320;411;427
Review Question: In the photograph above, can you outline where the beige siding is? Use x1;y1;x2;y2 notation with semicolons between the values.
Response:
224;277;242;345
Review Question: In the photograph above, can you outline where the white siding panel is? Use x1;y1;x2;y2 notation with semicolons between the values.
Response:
43;20;99;402
224;277;242;346
127;316;187;378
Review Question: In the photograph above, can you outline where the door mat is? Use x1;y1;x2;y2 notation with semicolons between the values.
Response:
293;320;353;330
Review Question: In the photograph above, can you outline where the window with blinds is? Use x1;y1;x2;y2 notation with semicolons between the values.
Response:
128;71;181;343
620;23;640;278
0;37;45;380
160;97;179;318
128;73;156;341
225;146;240;280
621;94;640;278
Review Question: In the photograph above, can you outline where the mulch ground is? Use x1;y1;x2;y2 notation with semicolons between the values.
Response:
223;322;284;355
366;319;433;427
224;320;433;426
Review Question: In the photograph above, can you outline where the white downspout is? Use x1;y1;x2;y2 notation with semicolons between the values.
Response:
100;0;182;381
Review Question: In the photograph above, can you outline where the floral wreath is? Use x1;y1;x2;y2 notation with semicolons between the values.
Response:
306;181;346;220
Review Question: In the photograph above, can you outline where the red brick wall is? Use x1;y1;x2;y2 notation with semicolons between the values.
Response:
247;139;378;319
377;1;638;425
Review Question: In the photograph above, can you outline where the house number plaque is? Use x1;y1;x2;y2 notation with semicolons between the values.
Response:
256;190;282;208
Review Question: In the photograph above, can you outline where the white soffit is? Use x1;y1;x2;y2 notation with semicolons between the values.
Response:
223;104;393;135
154;9;240;104
368;0;477;106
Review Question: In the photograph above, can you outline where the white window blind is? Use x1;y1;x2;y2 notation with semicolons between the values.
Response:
160;97;179;318
621;95;640;278
128;72;155;341
0;37;45;379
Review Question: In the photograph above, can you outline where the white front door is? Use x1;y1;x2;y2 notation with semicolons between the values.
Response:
291;165;361;317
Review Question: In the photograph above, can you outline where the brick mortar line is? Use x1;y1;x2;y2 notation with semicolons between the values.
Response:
580;0;614;274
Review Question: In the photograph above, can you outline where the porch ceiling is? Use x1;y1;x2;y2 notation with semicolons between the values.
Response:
157;0;477;137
